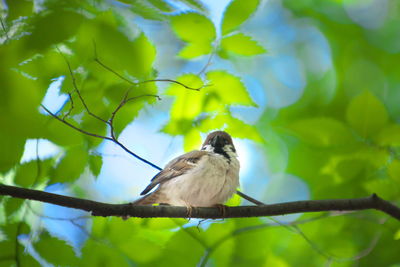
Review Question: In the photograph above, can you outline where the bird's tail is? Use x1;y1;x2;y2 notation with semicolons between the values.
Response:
131;192;160;205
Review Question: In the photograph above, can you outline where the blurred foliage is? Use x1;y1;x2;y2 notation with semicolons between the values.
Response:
0;0;399;266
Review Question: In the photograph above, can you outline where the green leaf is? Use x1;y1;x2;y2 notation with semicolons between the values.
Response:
221;0;260;35
179;0;206;11
80;239;130;267
394;229;400;240
199;114;263;143
388;160;400;182
35;232;78;266
113;83;158;136
51;147;88;183
363;178;400;199
203;221;236;266
170;12;216;42
151;227;204;266
206;71;256;106
147;0;173;12
221;33;266;56
72;12;156;78
26;10;85;53
42;117;85;147
259;129;289;173
88;155;103;177
14;159;53;187
223;116;263;142
4;197;24;217
321;147;390;184
6;0;33;21
183;129;202;151
178;42;213;59
90;217;172;264
346;91;388;138
0;136;25;172
165;74;204;121
0;223;39;266
130;0;167;20
289;117;353;147
375;124;400;146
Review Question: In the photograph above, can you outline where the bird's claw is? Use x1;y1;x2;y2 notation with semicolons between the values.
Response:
185;204;195;219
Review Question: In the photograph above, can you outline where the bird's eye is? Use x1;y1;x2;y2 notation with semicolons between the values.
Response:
224;139;229;144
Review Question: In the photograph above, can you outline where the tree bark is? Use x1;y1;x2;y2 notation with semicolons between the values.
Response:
1;184;399;220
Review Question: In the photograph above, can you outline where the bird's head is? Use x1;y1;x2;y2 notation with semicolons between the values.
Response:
201;131;236;156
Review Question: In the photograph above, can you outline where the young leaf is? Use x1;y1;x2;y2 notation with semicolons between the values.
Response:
26;10;85;53
130;0;167;20
0;136;25;172
375;124;400;146
178;42;213;59
388;160;400;182
206;71;256;106
221;0;260;35
6;0;33;21
289;117;354;147
179;0;206;11
165;74;204;120
80;239;130;267
35;232;78;266
51;147;88;183
0;223;39;266
170;12;216;43
147;0;173;12
89;155;103;177
112;83;158;137
221;33;266;56
4;198;25;217
72;12;156;78
183;129;202;151
346;91;389;138
14;159;54;187
198;114;263;143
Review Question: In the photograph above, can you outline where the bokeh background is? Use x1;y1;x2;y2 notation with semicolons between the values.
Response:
1;0;400;266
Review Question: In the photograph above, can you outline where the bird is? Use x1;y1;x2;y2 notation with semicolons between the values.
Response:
132;131;240;215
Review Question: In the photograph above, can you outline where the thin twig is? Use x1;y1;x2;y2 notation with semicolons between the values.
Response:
41;105;112;141
56;47;108;124
112;138;162;170
171;219;208;249
51;48;164;170
92;41;204;91
41;104;163;170
137;79;202;91
199;214;330;266
108;92;161;140
196;42;217;76
199;213;382;267
236;190;265;205
292;224;382;262
62;92;74;120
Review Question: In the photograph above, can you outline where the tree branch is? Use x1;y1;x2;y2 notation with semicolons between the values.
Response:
1;184;399;221
92;41;205;91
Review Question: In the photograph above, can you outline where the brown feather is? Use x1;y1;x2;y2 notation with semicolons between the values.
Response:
140;150;208;195
202;131;233;147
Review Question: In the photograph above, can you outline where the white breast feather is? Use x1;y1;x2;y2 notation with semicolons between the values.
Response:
160;151;240;207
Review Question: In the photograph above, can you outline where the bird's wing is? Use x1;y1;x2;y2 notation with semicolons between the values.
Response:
140;150;208;195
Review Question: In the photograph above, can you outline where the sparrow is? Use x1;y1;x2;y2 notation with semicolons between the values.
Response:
133;131;240;212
